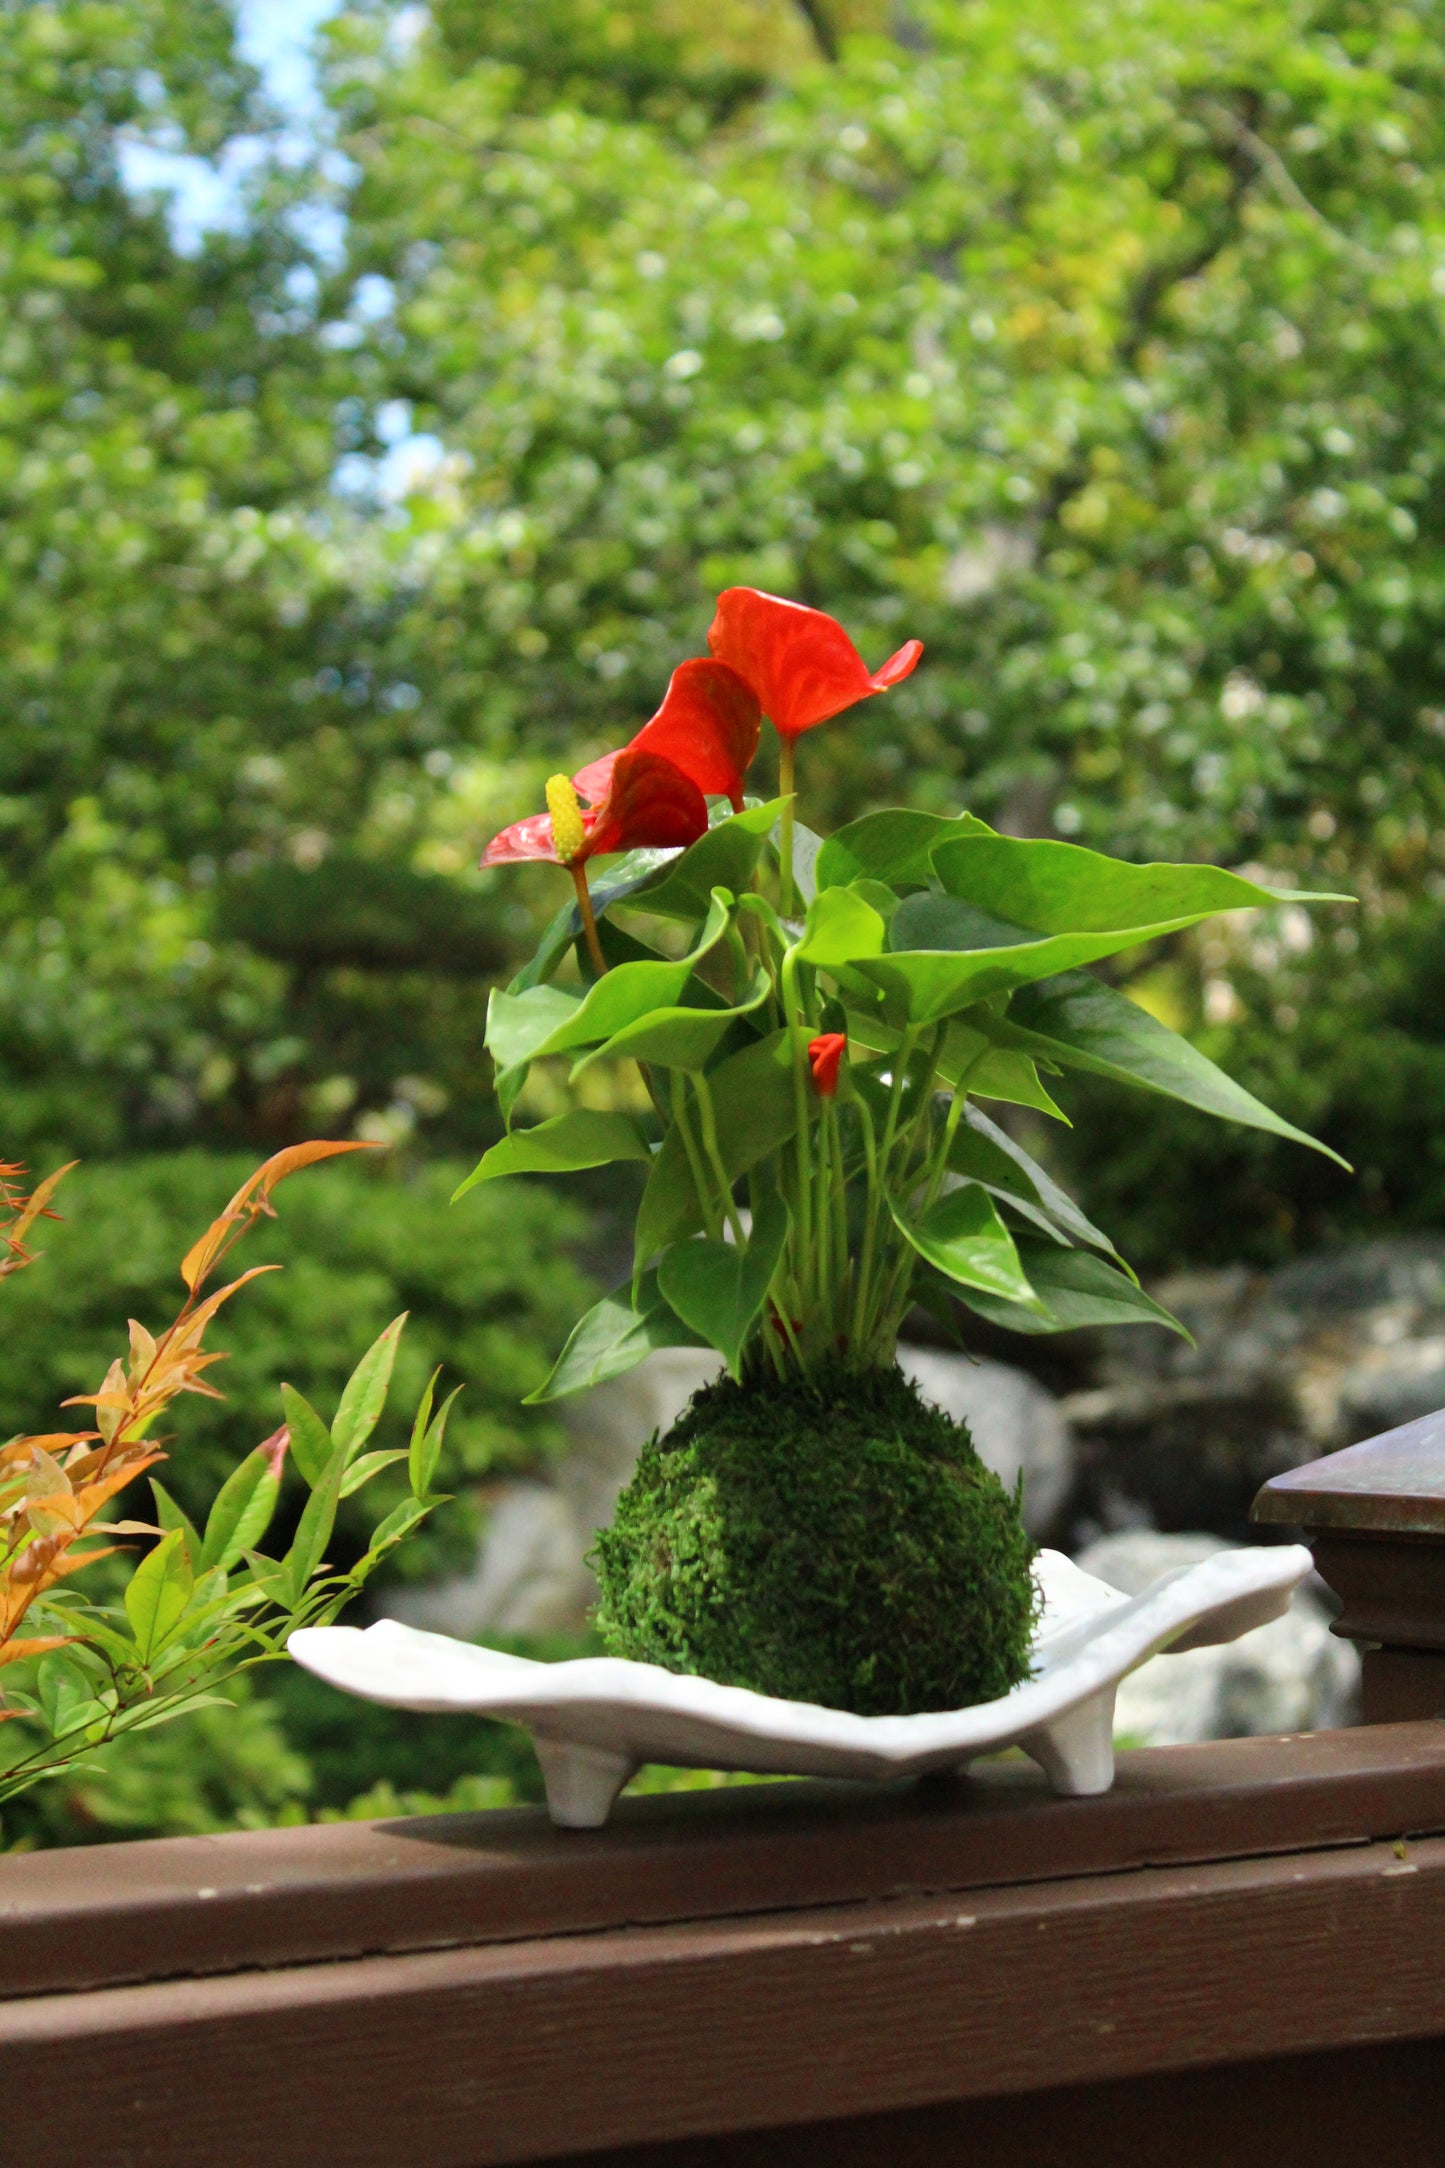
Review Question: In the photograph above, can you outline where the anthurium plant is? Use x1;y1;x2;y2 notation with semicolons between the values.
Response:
0;1147;455;1809
471;587;1347;1714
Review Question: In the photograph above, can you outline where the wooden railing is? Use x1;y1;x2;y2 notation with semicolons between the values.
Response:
2;1414;1444;2168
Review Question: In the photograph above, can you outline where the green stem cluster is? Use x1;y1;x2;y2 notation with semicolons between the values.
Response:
656;872;974;1384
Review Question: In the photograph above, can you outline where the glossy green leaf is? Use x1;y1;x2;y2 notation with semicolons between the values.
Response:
854;889;1226;1025
953;1241;1190;1338
844;1009;1068;1120
817;809;995;890
1000;972;1350;1165
331;1312;406;1463
486;982;583;1071
453;1110;651;1198
889;1185;1039;1304
526;1268;708;1401
633;1029;804;1267
570;965;770;1076
505;890;733;1065
656;1188;789;1377
931;834;1348;932
633;799;785;919
790;819;825;907
124;1529;194;1662
199;1443;282;1574
279;1384;332;1490
794;884;887;969
946;1103;1123;1259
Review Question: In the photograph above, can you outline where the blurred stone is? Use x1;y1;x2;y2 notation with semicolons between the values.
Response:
1062;1237;1445;1540
1075;1530;1360;1744
380;1349;721;1637
898;1346;1073;1537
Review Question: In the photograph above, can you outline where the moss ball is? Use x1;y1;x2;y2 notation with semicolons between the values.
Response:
590;1362;1039;1715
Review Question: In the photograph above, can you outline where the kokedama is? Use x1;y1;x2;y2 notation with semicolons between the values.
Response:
473;589;1348;1715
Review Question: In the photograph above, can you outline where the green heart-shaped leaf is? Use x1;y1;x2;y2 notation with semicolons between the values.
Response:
657;1189;789;1378
453;1110;651;1198
889;1184;1038;1304
526;1269;708;1401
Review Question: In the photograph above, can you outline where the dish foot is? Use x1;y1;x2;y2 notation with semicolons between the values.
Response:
1023;1690;1116;1796
534;1739;637;1828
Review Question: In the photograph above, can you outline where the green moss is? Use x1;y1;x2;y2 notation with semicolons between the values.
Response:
591;1363;1039;1715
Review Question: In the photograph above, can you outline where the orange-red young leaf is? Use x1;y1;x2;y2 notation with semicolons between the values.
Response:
180;1141;381;1291
0;1635;77;1668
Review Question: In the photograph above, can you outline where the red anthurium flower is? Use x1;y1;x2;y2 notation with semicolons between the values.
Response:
481;746;708;870
807;1032;847;1097
574;658;761;815
482;746;709;975
706;587;923;742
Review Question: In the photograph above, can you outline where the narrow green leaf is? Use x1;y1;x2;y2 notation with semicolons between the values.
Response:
200;1443;284;1575
1000;972;1350;1166
280;1384;333;1490
340;1448;409;1498
526;1270;708;1402
357;1495;436;1568
656;1188;789;1378
149;1480;202;1565
953;1241;1191;1339
123;1529;194;1662
453;1110;651;1199
411;1383;462;1500
817;809;995;890
889;1185;1039;1305
280;1440;349;1606
407;1366;439;1497
331;1312;407;1463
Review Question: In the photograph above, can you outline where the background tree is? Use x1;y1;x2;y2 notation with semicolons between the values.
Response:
323;0;1445;1257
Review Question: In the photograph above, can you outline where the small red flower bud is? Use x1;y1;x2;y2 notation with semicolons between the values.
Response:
807;1032;846;1097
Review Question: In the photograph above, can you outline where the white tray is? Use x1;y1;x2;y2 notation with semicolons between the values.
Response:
289;1543;1312;1827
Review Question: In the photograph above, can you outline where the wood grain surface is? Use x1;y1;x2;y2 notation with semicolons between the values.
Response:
4;1726;1445;2167
5;1720;1445;1998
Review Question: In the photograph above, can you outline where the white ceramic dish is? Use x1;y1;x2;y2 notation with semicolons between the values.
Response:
290;1543;1312;1828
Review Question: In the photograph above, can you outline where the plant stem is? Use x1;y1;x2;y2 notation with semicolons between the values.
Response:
780;948;814;1314
778;737;796;917
570;861;606;977
670;1071;721;1240
692;1068;747;1246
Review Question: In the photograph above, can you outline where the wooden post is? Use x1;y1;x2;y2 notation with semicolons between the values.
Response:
1252;1407;1445;1724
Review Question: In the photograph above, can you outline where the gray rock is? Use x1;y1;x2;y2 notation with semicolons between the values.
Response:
1074;1531;1360;1744
898;1346;1073;1537
1063;1236;1445;1539
381;1348;721;1638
